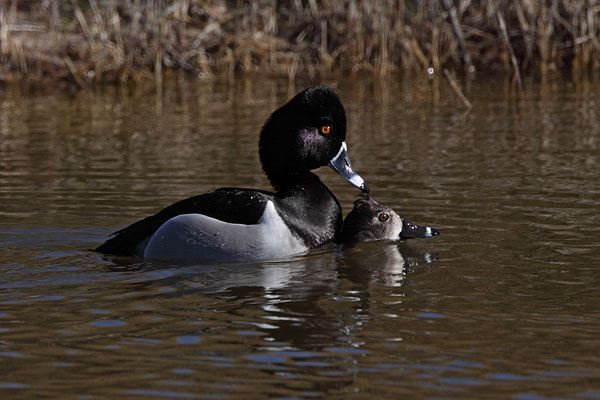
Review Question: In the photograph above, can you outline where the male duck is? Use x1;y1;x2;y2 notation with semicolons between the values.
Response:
338;196;439;244
95;86;368;262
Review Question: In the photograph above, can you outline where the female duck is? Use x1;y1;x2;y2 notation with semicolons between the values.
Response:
95;86;368;262
338;196;439;244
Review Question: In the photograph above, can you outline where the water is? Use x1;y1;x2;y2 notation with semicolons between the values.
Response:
1;76;600;398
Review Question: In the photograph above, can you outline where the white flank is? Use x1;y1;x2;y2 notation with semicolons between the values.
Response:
142;201;307;262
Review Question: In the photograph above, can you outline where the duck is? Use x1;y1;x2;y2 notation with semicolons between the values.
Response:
337;196;439;244
95;86;368;262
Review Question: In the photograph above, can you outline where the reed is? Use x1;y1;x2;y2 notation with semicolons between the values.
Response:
0;0;598;85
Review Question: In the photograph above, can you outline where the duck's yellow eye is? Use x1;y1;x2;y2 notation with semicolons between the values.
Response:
378;212;390;222
320;125;331;135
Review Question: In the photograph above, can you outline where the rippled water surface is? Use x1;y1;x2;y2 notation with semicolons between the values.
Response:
1;76;599;398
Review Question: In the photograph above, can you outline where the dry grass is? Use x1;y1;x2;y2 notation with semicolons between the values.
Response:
1;0;599;86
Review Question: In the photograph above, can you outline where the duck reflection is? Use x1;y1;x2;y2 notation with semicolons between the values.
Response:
337;241;437;287
226;242;437;354
244;240;438;385
98;240;434;293
248;195;439;357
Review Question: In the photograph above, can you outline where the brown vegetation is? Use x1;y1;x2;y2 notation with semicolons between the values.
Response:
1;0;599;86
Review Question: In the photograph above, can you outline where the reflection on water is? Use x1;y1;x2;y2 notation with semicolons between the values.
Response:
1;76;600;398
338;242;436;287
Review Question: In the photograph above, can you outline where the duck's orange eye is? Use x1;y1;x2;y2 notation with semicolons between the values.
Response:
378;212;390;222
320;125;331;135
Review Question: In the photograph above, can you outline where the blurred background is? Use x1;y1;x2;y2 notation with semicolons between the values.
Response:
1;0;599;86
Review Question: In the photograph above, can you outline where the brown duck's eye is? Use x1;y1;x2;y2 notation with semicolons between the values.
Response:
320;125;331;135
378;212;390;223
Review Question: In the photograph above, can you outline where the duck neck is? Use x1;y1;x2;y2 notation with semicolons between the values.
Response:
267;170;321;197
269;171;343;248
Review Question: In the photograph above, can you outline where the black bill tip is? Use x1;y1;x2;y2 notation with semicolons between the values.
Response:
400;218;440;240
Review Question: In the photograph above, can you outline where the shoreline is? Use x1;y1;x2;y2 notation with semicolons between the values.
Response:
1;1;599;87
